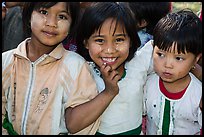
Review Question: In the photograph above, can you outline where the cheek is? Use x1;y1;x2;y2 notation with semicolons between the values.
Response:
116;40;130;51
120;49;129;60
87;43;102;56
118;44;130;59
116;45;129;52
153;57;161;72
31;12;46;31
88;45;101;58
153;63;159;72
177;63;192;74
58;20;71;37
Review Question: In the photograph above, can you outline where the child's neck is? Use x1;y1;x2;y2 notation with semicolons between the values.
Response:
26;39;57;62
117;64;125;79
161;73;191;94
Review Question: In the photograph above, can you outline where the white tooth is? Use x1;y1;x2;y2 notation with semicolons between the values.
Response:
102;58;116;62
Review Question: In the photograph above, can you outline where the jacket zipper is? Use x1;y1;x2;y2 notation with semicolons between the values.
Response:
21;62;35;135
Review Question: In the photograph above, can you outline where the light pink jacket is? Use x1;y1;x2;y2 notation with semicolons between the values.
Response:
2;38;100;135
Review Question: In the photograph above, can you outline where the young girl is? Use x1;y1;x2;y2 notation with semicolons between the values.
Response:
144;9;202;135
76;2;154;135
2;2;120;135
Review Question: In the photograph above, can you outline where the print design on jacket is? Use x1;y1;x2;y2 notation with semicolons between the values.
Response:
35;88;51;113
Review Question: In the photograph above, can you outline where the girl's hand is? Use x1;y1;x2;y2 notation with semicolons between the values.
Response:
100;63;121;96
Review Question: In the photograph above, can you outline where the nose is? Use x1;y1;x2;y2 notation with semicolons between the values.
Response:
164;57;173;69
45;15;57;28
103;42;118;54
104;46;117;54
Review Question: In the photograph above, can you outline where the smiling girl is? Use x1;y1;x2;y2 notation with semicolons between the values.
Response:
76;2;155;135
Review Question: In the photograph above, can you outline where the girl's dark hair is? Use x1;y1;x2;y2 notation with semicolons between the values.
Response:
22;2;80;38
76;2;140;62
153;9;202;56
129;2;171;35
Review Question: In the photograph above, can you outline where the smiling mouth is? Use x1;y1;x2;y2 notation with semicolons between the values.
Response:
42;31;57;37
102;57;117;64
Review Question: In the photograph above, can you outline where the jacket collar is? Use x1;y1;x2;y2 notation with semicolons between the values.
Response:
14;38;64;60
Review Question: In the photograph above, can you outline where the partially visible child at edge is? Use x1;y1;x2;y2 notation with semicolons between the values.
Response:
2;2;25;52
2;2;121;135
76;2;154;135
199;8;202;136
143;9;202;135
128;2;171;50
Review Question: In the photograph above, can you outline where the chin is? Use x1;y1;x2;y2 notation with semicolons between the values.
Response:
160;78;175;83
43;41;60;46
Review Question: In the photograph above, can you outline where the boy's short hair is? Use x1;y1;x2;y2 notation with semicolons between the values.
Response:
22;2;80;38
153;9;202;56
76;2;140;62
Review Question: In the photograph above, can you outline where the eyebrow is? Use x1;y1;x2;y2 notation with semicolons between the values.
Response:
38;7;69;14
92;33;127;38
158;48;187;55
60;10;69;14
114;34;127;37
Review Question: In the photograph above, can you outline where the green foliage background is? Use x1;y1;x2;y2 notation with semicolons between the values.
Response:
172;2;202;16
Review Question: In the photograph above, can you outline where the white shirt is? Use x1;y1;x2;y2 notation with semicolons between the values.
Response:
144;73;202;135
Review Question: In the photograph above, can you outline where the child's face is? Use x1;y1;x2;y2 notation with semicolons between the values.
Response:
86;18;131;71
153;43;199;83
30;2;71;46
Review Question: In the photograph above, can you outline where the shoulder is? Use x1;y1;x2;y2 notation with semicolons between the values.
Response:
183;73;202;106
126;40;154;71
62;51;88;79
144;73;159;94
136;40;153;55
144;73;160;97
189;73;202;92
63;51;86;66
2;49;15;58
146;73;159;86
2;49;15;70
133;40;153;63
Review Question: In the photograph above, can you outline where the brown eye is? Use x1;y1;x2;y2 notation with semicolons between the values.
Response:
157;52;162;56
176;57;184;61
39;9;48;15
58;15;67;20
95;39;104;44
116;38;124;43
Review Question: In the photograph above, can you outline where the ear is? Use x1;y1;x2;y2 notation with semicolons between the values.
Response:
83;40;89;49
195;53;202;65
